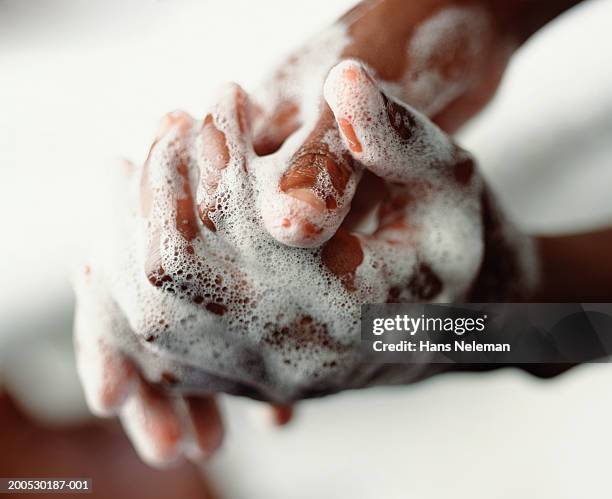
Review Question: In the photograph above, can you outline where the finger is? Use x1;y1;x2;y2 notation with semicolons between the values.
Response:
321;228;365;292
73;265;138;416
324;59;472;186
119;379;183;467
183;396;224;459
368;180;484;302
324;61;484;300
195;82;254;233
340;170;388;233
250;56;303;156
252;100;301;156
320;207;426;302
244;402;294;428
321;181;470;303
259;106;362;248
270;404;294;426
320;224;416;300
141;110;201;290
366;183;433;301
140;109;251;318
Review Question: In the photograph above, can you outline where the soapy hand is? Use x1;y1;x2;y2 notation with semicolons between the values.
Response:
73;0;555;467
250;0;514;247
74;64;531;466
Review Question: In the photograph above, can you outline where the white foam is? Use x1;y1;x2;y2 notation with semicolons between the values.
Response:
399;6;497;117
74;8;535;404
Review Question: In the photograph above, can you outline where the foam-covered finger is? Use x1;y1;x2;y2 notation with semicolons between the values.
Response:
195;82;253;233
120;379;183;467
324;60;464;184
77;338;137;417
371;183;422;245
140;110;250;316
319;223;414;300
143;111;197;242
368;179;484;302
140;111;202;292
252;99;301;156
73;266;138;416
316;184;438;301
259;107;361;248
183;396;224;460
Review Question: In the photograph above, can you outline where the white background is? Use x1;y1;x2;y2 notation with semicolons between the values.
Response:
1;1;612;497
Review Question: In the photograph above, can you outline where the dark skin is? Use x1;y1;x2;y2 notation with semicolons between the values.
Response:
0;394;220;499
367;0;611;304
70;0;608;463
253;0;608;286
482;1;612;371
537;229;612;303
254;0;610;378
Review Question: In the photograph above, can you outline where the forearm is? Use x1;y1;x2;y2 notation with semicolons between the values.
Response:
256;0;586;151
425;228;612;381
487;0;587;43
338;0;586;130
342;0;586;56
536;229;612;302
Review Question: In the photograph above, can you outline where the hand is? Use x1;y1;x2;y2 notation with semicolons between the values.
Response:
73;0;585;466
74;63;531;465
250;0;514;247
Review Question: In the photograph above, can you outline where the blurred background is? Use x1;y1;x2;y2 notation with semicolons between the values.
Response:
1;0;612;497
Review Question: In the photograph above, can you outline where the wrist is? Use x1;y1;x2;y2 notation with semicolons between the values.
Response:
485;0;586;44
